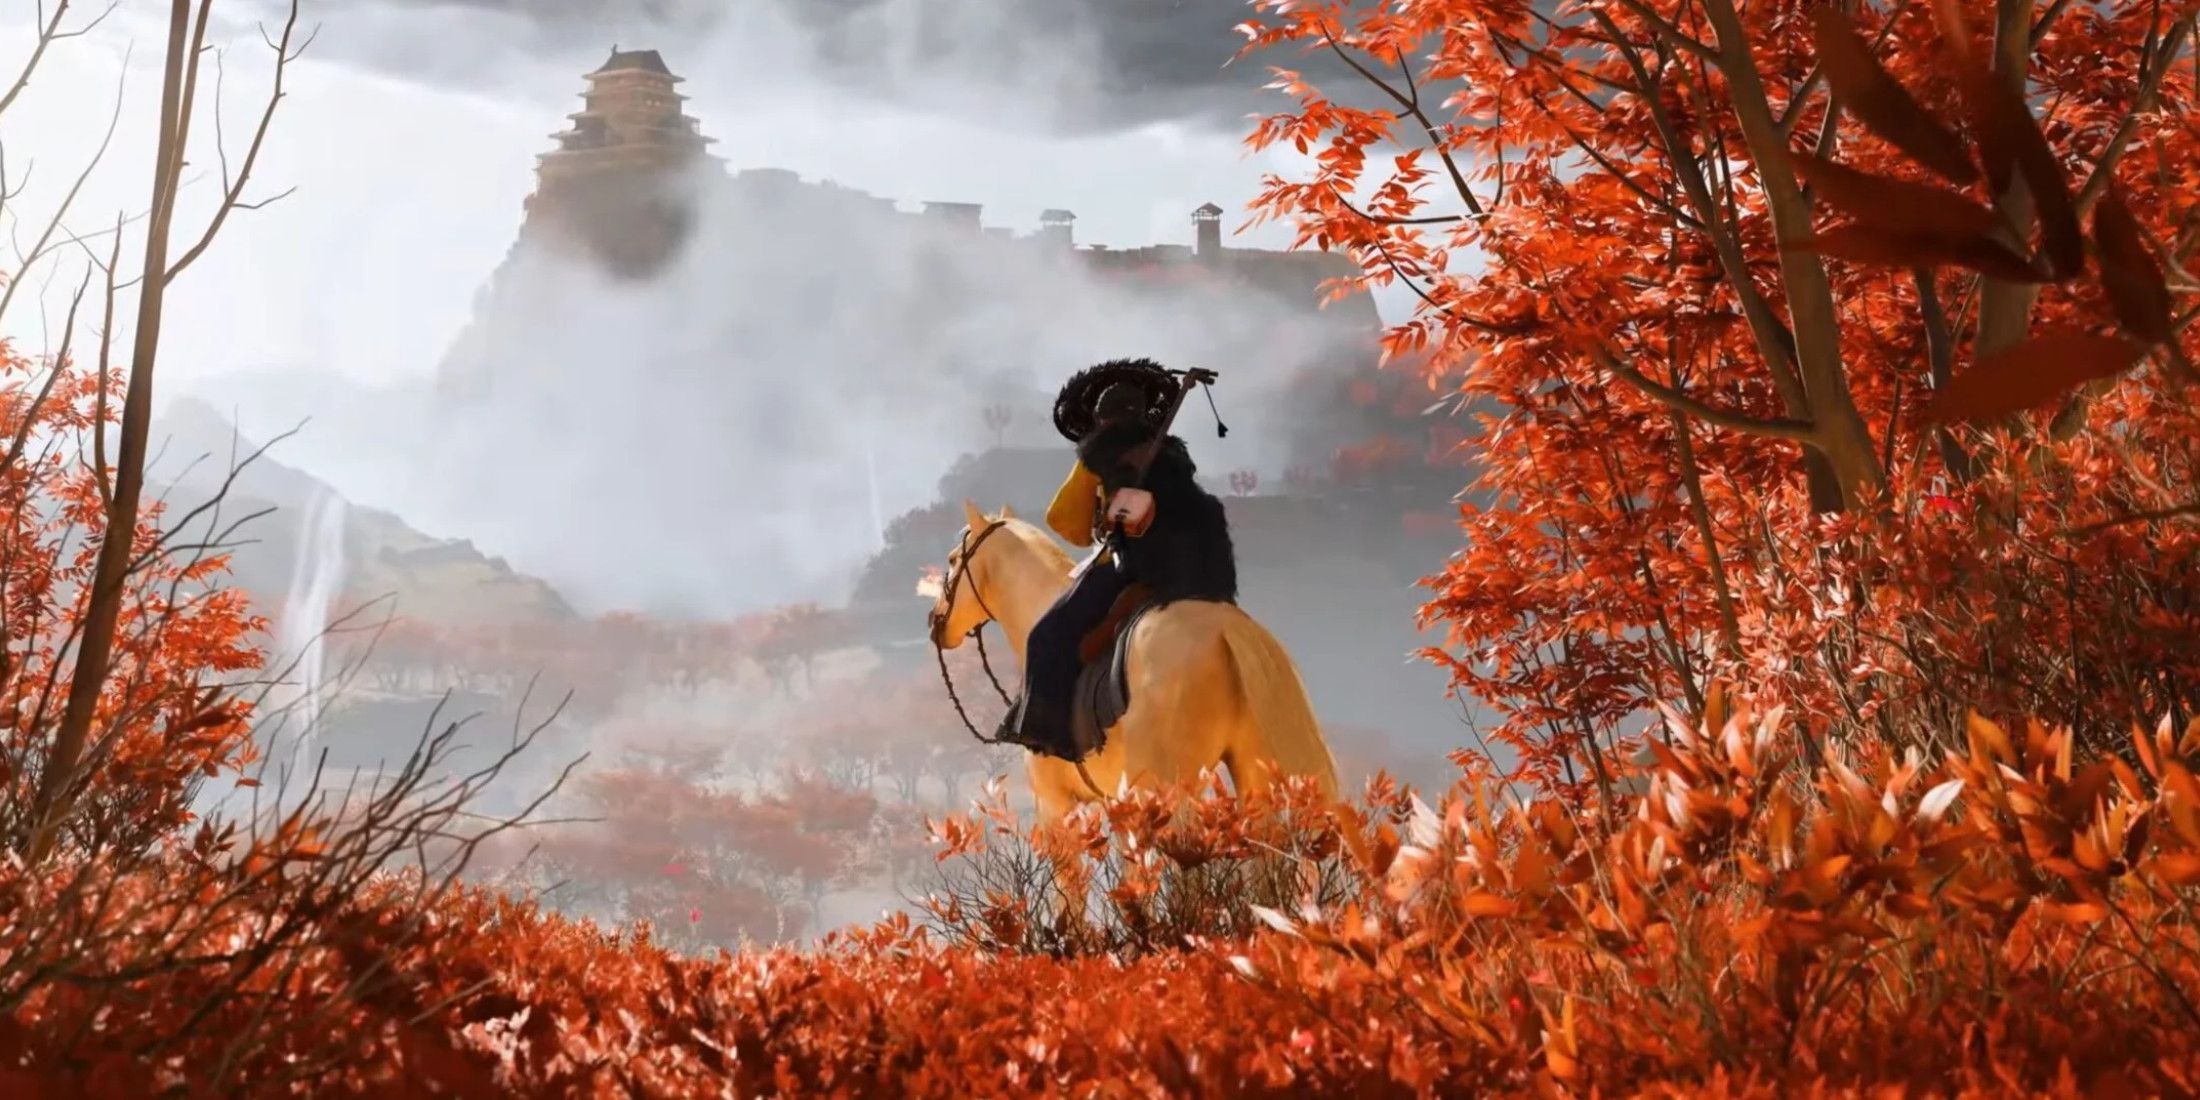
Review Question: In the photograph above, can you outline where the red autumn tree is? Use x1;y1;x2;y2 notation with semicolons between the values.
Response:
880;667;1009;806
754;602;856;694
363;612;764;716
777;660;1008;807
528;734;884;946
1242;0;2199;798
364;617;448;693
0;355;264;852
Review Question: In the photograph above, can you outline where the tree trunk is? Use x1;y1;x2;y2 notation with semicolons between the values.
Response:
1701;0;1887;508
25;1;195;862
1974;0;2044;360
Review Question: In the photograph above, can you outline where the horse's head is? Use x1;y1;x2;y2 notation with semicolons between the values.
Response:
925;499;1019;649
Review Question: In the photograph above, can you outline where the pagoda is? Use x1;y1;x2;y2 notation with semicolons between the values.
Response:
518;47;722;278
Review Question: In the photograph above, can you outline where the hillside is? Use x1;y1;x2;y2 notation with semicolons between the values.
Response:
148;397;578;630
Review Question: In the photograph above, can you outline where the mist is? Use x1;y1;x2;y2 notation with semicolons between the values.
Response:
324;172;1360;614
0;0;1413;615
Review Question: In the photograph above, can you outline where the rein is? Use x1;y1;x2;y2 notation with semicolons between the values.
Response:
933;520;1014;726
930;518;1109;802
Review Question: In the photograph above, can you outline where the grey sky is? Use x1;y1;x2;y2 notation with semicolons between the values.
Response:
358;0;1336;133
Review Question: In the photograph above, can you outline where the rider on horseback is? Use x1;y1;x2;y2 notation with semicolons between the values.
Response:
996;358;1238;759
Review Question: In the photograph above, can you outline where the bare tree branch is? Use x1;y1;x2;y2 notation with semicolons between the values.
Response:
2071;500;2200;536
2028;0;2080;42
0;50;128;331
91;213;122;509
1611;0;1719;60
0;1;119;119
169;4;310;280
1591;11;1815;419
1914;268;1979;478
0;270;88;476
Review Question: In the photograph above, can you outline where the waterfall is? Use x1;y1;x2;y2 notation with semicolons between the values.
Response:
276;485;349;763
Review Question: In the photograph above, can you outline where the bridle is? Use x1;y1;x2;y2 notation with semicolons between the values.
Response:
928;520;1016;743
928;517;1110;802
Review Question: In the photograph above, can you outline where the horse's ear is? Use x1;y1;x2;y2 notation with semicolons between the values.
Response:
962;499;988;530
998;503;1018;520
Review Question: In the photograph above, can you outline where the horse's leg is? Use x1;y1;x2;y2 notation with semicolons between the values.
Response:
1219;671;1280;803
1026;758;1099;946
1028;758;1077;828
1221;741;1278;802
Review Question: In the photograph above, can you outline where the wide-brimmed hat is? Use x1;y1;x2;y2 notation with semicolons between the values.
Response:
1053;358;1174;442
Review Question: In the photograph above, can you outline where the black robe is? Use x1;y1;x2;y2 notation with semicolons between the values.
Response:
1075;420;1238;605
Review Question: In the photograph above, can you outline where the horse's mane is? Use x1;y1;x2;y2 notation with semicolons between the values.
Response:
999;515;1077;573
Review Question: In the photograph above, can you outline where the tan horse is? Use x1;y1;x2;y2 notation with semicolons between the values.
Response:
927;500;1339;824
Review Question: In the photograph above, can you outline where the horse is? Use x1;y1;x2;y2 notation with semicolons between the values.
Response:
926;500;1339;825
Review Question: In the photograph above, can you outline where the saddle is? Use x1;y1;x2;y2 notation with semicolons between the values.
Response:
1067;583;1158;761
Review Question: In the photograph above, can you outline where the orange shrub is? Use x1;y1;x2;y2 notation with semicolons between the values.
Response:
1229;695;2200;1095
5;690;2198;1096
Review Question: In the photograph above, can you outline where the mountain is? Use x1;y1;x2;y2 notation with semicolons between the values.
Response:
148;398;578;629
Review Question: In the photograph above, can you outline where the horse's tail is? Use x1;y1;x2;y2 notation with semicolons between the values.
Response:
1216;611;1339;800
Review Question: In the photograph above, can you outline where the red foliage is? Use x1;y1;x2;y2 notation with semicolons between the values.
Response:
1328;434;1419;486
0;352;263;848
525;741;883;947
364;607;810;707
13;695;2200;1096
0;351;2192;1093
1239;0;2200;798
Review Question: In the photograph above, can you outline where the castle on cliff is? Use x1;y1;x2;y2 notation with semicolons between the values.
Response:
434;48;1384;403
520;47;720;277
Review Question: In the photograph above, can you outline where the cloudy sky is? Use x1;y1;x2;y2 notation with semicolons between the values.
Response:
0;0;1381;389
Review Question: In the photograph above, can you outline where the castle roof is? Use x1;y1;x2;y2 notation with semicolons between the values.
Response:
593;48;676;78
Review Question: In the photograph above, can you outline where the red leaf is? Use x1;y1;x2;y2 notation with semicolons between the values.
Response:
1790;224;2041;282
2092;190;2173;344
396;1023;505;1094
1808;9;1978;186
1930;0;1979;65
1919;330;2148;424
1952;61;2083;279
1792;155;1996;236
2037;899;2110;924
2153;852;2200;887
1461;891;1518;918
